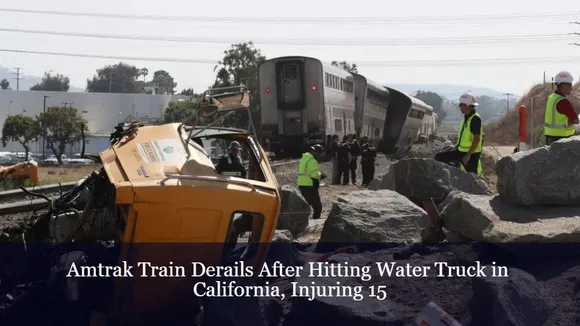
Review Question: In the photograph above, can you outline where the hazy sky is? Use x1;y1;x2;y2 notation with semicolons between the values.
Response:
0;0;579;95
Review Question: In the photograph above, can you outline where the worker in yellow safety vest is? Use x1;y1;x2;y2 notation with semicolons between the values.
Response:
544;71;578;146
296;144;327;220
434;92;483;176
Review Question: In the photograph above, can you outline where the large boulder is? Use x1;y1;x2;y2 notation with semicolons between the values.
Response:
470;267;554;326
368;158;492;202
317;190;428;246
496;136;580;205
279;185;311;237
439;191;580;257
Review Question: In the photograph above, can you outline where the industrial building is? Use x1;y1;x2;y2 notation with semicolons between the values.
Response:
0;90;188;157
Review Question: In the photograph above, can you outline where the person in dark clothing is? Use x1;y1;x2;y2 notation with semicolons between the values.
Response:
336;136;351;185
360;137;377;186
349;135;361;185
330;135;340;185
215;141;247;178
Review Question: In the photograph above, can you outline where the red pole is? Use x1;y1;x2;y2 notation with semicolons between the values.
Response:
518;105;527;151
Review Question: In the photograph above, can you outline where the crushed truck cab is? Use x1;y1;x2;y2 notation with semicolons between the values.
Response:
3;86;282;325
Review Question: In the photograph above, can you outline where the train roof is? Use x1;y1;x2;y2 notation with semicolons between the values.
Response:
352;73;389;95
260;55;353;79
409;94;433;112
384;86;433;112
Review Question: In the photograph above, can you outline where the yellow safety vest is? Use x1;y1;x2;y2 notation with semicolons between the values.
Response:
457;112;483;153
296;152;321;187
544;93;575;137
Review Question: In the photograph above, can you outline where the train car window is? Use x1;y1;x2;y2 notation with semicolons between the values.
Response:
334;119;342;132
284;64;298;79
375;127;380;137
418;112;425;120
325;73;330;87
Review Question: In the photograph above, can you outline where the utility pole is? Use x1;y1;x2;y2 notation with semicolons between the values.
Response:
42;95;49;159
503;93;514;113
12;67;21;91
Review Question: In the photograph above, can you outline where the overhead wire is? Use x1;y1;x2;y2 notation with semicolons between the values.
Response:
0;28;574;46
1;48;579;67
0;8;576;25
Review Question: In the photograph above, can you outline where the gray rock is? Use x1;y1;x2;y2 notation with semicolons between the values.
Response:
279;185;311;237
318;190;429;244
470;267;554;326
368;158;491;202
496;136;580;205
440;191;580;257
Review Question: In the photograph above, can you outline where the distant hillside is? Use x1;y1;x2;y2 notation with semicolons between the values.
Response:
385;83;517;101
0;65;84;92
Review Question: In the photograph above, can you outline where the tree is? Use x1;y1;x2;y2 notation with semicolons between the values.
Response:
150;70;177;94
163;99;198;125
86;62;141;93
139;68;149;82
37;106;88;164
1;115;40;160
414;90;447;125
0;79;9;90
30;71;70;92
179;88;195;95
213;42;265;108
331;61;358;73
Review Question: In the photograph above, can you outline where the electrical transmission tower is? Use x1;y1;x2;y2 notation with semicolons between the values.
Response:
12;67;21;90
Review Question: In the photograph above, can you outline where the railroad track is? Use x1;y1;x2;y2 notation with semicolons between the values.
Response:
0;159;301;217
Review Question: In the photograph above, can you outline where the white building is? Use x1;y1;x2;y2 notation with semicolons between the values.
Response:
0;90;188;156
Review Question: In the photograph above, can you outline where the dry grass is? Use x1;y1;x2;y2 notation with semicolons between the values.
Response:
486;82;580;146
38;164;101;185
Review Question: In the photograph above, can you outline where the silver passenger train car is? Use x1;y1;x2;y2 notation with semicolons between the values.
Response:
353;74;389;147
381;87;434;155
258;55;432;158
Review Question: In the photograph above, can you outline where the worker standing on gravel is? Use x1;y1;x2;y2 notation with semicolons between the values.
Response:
296;144;326;220
329;135;340;185
544;71;578;145
434;92;483;175
360;137;377;187
348;135;361;185
337;136;351;185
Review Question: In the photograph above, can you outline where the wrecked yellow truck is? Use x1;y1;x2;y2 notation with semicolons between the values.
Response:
0;86;282;326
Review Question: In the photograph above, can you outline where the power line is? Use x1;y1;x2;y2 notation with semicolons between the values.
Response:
0;8;575;25
0;28;573;46
1;48;580;67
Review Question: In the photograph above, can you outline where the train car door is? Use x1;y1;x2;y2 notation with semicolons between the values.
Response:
280;63;303;107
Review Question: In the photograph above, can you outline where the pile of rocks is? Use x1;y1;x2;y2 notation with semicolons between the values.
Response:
272;140;580;325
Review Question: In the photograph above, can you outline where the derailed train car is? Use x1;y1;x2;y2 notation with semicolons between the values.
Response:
380;87;434;155
353;74;389;147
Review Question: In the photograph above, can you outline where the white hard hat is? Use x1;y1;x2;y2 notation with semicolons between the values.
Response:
555;71;573;84
458;92;478;106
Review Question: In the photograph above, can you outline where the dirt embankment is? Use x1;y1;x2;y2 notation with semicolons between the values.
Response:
485;83;580;146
